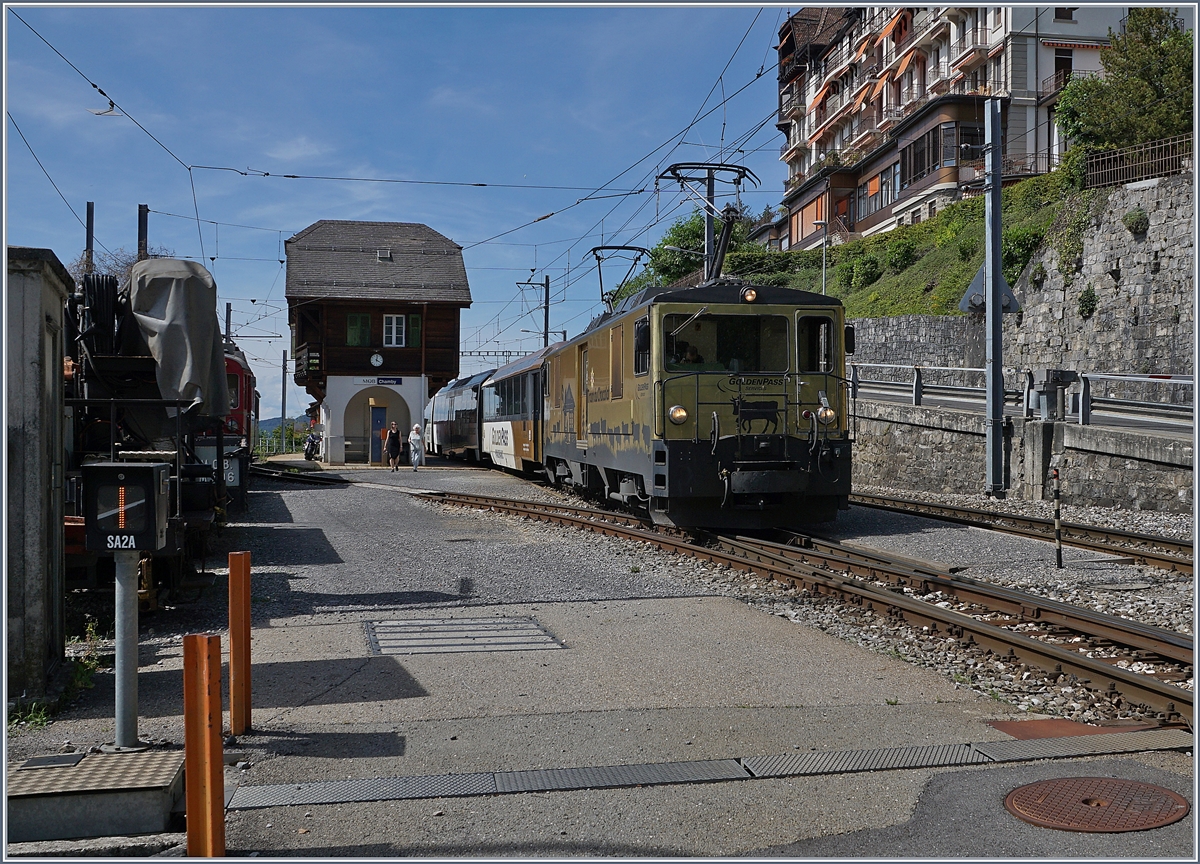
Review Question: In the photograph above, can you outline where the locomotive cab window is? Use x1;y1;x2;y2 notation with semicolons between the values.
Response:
633;317;650;375
797;315;836;372
663;314;788;373
227;373;240;408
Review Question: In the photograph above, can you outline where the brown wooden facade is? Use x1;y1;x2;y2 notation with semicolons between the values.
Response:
291;299;462;402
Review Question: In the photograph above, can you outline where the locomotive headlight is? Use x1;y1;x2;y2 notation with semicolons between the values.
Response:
817;406;837;425
740;287;758;303
668;405;689;425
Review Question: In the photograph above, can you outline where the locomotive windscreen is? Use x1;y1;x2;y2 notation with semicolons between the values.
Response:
128;259;229;417
663;313;789;373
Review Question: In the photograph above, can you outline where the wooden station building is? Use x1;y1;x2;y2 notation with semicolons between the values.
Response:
286;220;472;464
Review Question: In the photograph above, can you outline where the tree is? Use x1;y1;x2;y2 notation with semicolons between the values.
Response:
65;245;176;288
614;206;757;299
1055;8;1193;149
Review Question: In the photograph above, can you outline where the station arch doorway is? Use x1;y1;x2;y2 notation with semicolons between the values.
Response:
343;386;412;464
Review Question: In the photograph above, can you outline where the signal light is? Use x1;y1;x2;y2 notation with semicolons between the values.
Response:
740;287;758;303
668;405;689;425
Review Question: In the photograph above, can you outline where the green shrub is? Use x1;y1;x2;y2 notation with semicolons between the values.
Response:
1001;224;1047;285
1031;262;1047;283
957;237;978;261
1078;284;1099;318
1122;207;1149;235
851;256;882;290
885;236;918;272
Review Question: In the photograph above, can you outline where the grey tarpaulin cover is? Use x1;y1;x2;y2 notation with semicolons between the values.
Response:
128;258;229;417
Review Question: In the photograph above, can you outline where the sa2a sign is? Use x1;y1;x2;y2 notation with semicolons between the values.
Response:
106;534;138;549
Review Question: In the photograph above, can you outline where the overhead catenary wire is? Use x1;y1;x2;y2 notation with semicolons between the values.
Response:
7;110;117;258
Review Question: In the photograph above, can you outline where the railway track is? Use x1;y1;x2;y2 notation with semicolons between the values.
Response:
414;490;1193;725
248;463;349;486
850;492;1193;576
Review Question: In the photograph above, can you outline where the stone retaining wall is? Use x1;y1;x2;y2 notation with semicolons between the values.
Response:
852;400;1192;514
849;174;1194;405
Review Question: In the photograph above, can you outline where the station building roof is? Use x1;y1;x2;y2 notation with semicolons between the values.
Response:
285;220;472;305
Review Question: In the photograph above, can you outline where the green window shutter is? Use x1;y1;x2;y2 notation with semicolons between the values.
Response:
347;314;369;347
408;314;422;348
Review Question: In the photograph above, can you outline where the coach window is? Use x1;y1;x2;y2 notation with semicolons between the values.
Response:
633;317;650;375
797;316;835;373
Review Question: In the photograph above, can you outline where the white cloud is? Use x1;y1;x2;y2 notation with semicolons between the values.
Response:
264;135;331;162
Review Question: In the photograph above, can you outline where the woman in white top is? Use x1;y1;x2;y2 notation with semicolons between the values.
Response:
408;424;425;471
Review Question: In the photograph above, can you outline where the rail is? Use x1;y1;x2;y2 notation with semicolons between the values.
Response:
1079;373;1194;426
851;364;1194;426
1085;134;1193;189
850;363;1023;407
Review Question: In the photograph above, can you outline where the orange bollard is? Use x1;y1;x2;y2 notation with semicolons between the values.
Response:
228;551;252;736
183;633;225;857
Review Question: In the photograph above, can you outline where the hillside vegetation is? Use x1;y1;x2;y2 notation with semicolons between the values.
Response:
721;162;1107;318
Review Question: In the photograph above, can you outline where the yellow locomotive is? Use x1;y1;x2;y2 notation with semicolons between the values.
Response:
541;279;854;529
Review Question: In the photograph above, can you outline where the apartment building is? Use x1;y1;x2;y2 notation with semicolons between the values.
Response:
777;6;1124;251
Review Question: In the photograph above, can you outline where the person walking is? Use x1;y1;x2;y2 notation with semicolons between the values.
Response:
385;421;403;472
409;423;425;471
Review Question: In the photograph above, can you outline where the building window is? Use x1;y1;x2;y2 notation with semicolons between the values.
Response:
347;314;370;347
383;314;406;347
855;162;900;220
407;314;421;348
1054;8;1077;22
901;124;950;188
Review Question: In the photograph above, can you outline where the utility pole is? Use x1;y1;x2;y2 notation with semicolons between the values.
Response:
225;303;232;344
984;97;1005;498
281;350;288;454
137;204;149;261
84;202;95;274
543;275;550;348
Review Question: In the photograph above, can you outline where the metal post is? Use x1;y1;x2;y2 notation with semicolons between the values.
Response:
281;350;287;453
183;633;225;857
1052;468;1063;568
228;551;252;736
1079;375;1091;425
225;302;232;344
913;367;923;406
137;204;149;261
704;170;715;279
85;202;95;274
984;98;1005;497
112;549;142;749
543;275;551;348
821;224;828;295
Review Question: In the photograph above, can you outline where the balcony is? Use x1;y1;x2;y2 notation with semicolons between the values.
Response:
781;136;807;162
950;29;988;67
293;343;322;385
958;151;1061;187
1040;68;1098;101
926;62;951;91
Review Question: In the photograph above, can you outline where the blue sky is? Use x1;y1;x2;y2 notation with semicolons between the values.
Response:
6;3;792;419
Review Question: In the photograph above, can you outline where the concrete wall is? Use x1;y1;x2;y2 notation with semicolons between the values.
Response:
853;400;1193;514
7;248;71;699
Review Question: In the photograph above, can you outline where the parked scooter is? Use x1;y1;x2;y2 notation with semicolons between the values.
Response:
303;430;321;461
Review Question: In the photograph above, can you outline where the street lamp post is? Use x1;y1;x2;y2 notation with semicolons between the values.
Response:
812;219;829;295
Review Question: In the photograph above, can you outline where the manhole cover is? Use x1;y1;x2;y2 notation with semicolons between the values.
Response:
1005;778;1190;832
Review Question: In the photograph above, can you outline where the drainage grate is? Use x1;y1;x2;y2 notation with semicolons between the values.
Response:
1004;777;1191;832
971;728;1194;763
366;617;563;655
228;772;496;810
743;743;988;779
225;729;1193;811
495;759;748;793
